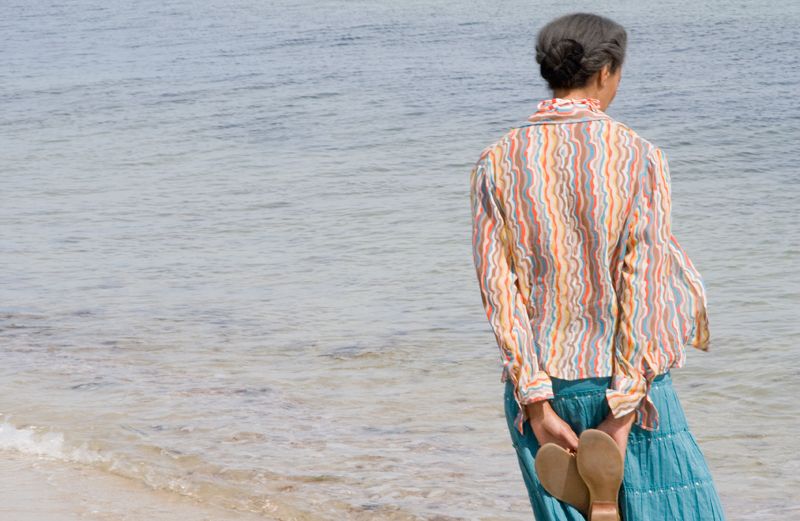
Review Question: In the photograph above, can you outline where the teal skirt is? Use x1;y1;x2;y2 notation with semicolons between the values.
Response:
503;371;727;520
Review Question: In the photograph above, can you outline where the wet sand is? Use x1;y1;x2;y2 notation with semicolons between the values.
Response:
0;451;271;521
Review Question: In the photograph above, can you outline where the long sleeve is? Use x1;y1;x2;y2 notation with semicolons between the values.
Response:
470;149;553;436
669;234;711;351
606;145;672;431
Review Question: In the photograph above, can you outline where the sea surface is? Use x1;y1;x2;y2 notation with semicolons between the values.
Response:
2;0;799;519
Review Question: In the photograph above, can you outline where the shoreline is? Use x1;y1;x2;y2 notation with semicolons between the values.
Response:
0;450;273;521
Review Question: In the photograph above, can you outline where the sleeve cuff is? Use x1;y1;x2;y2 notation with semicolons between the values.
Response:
502;363;554;435
685;306;711;351
605;374;660;431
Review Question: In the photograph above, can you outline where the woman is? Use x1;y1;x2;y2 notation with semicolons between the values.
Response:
469;12;726;521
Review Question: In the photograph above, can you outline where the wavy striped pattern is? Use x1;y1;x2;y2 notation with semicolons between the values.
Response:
469;98;710;435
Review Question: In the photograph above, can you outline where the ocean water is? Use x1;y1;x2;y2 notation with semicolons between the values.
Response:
1;0;798;519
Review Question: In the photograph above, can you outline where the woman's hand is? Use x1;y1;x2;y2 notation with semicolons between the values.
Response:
525;400;579;453
595;409;636;458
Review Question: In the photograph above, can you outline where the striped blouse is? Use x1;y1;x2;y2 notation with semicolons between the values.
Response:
469;97;710;436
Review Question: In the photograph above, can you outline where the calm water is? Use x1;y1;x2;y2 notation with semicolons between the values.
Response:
2;0;799;519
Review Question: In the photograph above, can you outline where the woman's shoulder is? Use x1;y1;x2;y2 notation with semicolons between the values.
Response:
603;118;676;183
472;130;515;167
604;118;661;154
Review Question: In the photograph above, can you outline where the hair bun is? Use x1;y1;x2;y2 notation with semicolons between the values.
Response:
551;38;584;79
560;39;585;67
538;38;585;86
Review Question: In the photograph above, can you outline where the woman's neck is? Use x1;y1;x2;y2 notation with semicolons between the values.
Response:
551;89;598;100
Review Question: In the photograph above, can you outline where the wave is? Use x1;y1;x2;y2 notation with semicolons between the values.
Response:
0;421;108;464
0;418;322;519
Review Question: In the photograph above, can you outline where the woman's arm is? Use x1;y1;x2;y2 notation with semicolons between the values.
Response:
469;145;555;436
606;144;673;436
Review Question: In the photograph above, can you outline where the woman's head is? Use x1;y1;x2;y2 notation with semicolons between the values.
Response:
535;13;627;108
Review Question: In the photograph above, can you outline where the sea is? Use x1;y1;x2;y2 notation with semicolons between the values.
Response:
2;0;798;519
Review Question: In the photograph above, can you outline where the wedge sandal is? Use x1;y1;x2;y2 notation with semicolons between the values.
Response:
534;443;590;515
576;429;624;521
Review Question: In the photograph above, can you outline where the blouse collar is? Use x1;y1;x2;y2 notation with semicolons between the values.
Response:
527;97;608;123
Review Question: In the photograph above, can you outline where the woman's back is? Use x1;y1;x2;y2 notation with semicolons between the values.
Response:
470;96;710;435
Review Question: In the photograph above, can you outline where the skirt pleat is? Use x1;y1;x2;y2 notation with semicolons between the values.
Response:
503;371;726;520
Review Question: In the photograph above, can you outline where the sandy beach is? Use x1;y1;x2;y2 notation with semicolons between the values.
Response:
0;451;271;521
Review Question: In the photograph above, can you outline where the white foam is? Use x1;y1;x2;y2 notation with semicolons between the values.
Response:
0;421;108;464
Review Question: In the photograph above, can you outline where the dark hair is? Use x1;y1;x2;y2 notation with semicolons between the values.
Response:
535;13;627;91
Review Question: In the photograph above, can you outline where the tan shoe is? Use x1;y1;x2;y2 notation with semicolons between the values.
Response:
534;443;590;516
576;429;624;521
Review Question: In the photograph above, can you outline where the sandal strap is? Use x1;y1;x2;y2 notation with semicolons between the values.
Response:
590;501;619;518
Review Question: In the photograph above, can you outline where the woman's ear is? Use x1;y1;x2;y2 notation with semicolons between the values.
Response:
597;63;611;88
